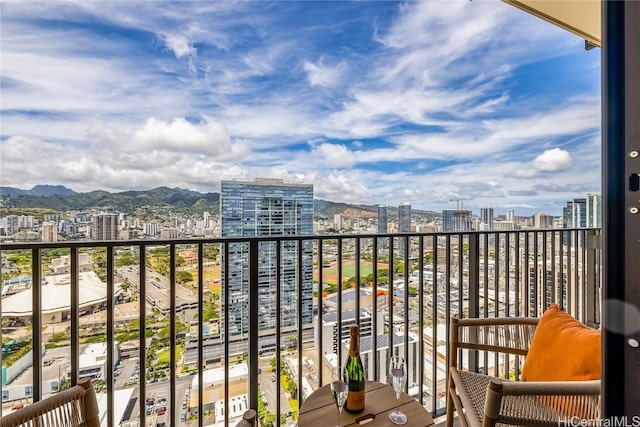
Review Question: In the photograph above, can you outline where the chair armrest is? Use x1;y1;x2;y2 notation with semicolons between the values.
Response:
498;378;601;396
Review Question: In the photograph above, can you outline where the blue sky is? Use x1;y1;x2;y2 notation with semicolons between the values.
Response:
0;1;601;216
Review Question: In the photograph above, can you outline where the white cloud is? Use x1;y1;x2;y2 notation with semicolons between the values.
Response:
311;143;355;168
306;172;371;204
161;33;196;59
533;148;573;172
303;57;347;88
86;117;251;161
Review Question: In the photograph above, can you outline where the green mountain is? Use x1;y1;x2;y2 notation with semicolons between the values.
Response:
0;186;219;214
0;186;440;219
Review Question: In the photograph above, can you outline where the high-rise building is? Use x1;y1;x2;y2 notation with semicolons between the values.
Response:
562;198;587;228
333;214;343;231
377;205;388;233
398;202;411;233
91;213;118;240
41;222;58;242
442;209;472;232
220;178;314;336
480;208;494;231
442;209;455;232
586;193;602;228
506;210;515;223
533;213;552;229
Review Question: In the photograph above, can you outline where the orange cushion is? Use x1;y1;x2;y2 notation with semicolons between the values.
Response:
521;303;601;381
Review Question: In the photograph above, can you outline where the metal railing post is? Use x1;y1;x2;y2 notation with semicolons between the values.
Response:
31;248;42;402
468;233;480;373
585;229;599;328
248;240;259;412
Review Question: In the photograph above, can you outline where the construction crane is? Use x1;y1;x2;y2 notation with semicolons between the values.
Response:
450;196;471;211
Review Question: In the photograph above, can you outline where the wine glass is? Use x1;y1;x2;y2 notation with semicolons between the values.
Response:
388;356;408;425
331;366;349;427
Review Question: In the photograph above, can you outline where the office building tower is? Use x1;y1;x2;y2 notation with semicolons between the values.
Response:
398;202;412;233
378;205;388;233
480;208;494;231
562;198;587;228
586;193;602;228
41;222;58;243
220;178;314;335
442;209;455;232
91;213;118;240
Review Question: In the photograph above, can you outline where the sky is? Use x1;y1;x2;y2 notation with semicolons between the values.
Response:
0;1;601;216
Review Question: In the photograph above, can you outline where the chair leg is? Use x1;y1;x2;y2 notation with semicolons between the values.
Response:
446;378;455;427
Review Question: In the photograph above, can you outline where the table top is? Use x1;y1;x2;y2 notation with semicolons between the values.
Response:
298;380;435;427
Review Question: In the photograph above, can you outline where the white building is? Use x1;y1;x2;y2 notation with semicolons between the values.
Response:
187;363;249;424
317;309;383;356
340;332;419;389
50;253;92;274
75;342;119;380
2;271;113;324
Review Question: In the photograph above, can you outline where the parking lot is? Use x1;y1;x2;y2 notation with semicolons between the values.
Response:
258;357;295;425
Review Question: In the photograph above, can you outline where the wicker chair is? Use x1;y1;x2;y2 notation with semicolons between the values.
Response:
446;316;601;427
1;377;100;427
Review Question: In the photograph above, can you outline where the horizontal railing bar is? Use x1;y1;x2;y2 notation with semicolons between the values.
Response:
0;228;600;250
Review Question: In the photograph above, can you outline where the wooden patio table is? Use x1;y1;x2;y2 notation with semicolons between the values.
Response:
298;380;435;427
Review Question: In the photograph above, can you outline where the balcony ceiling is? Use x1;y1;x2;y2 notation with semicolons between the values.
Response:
503;0;601;47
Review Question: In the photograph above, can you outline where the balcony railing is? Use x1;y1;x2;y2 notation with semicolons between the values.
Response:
0;228;601;426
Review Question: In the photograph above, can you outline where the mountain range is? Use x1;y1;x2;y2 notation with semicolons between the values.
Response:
0;185;439;220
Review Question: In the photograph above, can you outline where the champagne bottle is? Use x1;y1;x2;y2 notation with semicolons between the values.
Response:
345;324;365;413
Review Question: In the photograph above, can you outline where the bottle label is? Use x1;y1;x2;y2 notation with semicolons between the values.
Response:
346;389;365;413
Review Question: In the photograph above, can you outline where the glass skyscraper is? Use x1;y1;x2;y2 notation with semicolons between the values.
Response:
220;178;314;335
586;193;602;228
398;202;412;232
480;208;494;231
563;198;587;228
377;205;388;233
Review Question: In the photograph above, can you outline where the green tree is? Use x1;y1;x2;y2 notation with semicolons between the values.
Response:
176;270;193;284
203;244;220;262
201;299;220;322
262;413;276;427
91;248;108;281
394;261;404;274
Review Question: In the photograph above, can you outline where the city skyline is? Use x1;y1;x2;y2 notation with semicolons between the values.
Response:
0;182;600;220
1;1;601;216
